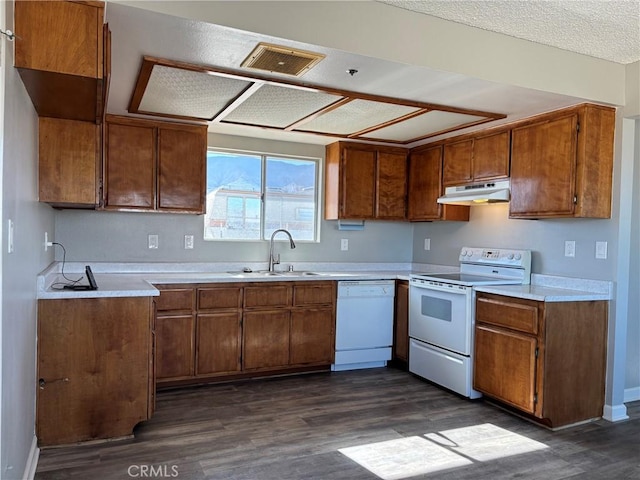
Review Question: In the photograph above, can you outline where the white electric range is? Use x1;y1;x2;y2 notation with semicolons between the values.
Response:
409;247;531;398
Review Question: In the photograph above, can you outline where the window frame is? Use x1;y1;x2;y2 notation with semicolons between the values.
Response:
204;147;321;243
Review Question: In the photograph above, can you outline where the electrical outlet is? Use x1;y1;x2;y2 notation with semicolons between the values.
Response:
564;240;576;258
148;234;159;249
424;238;431;251
184;234;194;250
341;239;349;251
44;231;53;252
595;241;608;259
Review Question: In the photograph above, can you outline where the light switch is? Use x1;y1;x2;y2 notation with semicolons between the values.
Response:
341;239;349;251
595;241;608;259
424;238;431;251
7;219;14;254
184;234;194;249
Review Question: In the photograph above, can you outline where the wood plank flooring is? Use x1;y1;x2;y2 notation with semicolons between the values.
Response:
35;368;640;480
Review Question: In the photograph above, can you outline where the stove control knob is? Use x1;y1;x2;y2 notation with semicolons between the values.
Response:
461;249;467;257
508;253;514;260
515;253;522;260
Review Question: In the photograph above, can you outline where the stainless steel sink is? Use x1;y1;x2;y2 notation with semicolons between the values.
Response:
227;270;283;277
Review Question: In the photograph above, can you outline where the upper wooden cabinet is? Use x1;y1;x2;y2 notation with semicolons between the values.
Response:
104;115;207;213
38;117;101;208
407;145;469;222
509;104;615;219
443;130;510;186
15;0;110;123
325;142;407;220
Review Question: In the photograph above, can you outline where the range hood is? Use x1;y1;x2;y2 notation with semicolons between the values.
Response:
437;179;510;206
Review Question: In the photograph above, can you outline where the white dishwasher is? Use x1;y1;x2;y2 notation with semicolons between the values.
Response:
332;280;395;371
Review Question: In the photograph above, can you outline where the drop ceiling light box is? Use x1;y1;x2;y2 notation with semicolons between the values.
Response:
129;57;506;144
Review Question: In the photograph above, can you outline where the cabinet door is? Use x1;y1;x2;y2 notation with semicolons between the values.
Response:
243;310;290;369
393;281;409;363
510;114;578;217
341;147;376;218
407;146;442;220
290;308;334;365
155;314;195;380
15;0;102;77
474;324;538;414
37;297;151;446
158;126;206;213
196;313;242;375
473;131;510;181
38;117;100;207
443;139;472;186
104;121;156;209
376;151;407;219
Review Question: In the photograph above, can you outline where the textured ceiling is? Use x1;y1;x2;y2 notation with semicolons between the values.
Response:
381;0;640;64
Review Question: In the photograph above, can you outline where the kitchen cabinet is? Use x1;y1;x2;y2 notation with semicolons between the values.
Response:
473;292;608;428
509;104;615;218
155;286;196;381
407;145;469;221
290;283;336;365
15;0;110;123
38;117;101;208
325;142;407;220
197;286;243;375
155;281;335;386
37;296;153;446
442;130;510;186
104;115;207;213
393;280;409;365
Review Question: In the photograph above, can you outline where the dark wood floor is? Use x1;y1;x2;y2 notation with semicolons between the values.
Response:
36;368;640;480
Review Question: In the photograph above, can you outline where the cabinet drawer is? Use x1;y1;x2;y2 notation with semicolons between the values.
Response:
156;287;195;312
293;283;335;306
476;294;540;334
198;287;242;310
244;285;292;308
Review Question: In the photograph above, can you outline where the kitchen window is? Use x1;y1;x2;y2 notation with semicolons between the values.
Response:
204;149;320;241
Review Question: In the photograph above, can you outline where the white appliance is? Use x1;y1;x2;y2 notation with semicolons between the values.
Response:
409;247;531;398
437;179;511;205
332;280;395;371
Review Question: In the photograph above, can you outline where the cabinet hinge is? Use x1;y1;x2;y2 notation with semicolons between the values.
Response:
534;393;538;404
535;347;539;358
573;195;578;205
577;122;580;133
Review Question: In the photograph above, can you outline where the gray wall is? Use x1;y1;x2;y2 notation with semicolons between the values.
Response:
1;1;56;477
53;134;414;265
412;204;617;280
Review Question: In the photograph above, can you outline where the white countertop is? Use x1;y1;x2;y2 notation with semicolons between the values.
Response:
37;262;438;299
37;262;612;302
474;284;610;302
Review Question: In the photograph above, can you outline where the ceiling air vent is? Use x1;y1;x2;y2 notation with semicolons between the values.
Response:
241;43;325;77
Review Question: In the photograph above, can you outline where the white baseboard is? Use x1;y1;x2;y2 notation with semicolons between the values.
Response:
602;403;629;422
21;436;39;480
624;386;640;403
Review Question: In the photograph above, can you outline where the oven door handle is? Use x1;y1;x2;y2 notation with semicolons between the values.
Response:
410;279;471;295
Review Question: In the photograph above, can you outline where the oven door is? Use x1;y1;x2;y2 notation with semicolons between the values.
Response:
409;279;473;355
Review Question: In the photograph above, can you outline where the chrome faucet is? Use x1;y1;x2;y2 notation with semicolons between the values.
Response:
268;229;296;272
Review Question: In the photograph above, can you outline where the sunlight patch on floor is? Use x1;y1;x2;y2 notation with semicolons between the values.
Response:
339;436;471;480
338;423;549;480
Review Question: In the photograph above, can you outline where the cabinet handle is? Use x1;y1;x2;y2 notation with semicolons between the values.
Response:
39;377;69;389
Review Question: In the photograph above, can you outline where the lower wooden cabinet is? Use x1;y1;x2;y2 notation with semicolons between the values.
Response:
473;292;608;428
37;296;154;446
154;281;336;386
393;280;409;364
